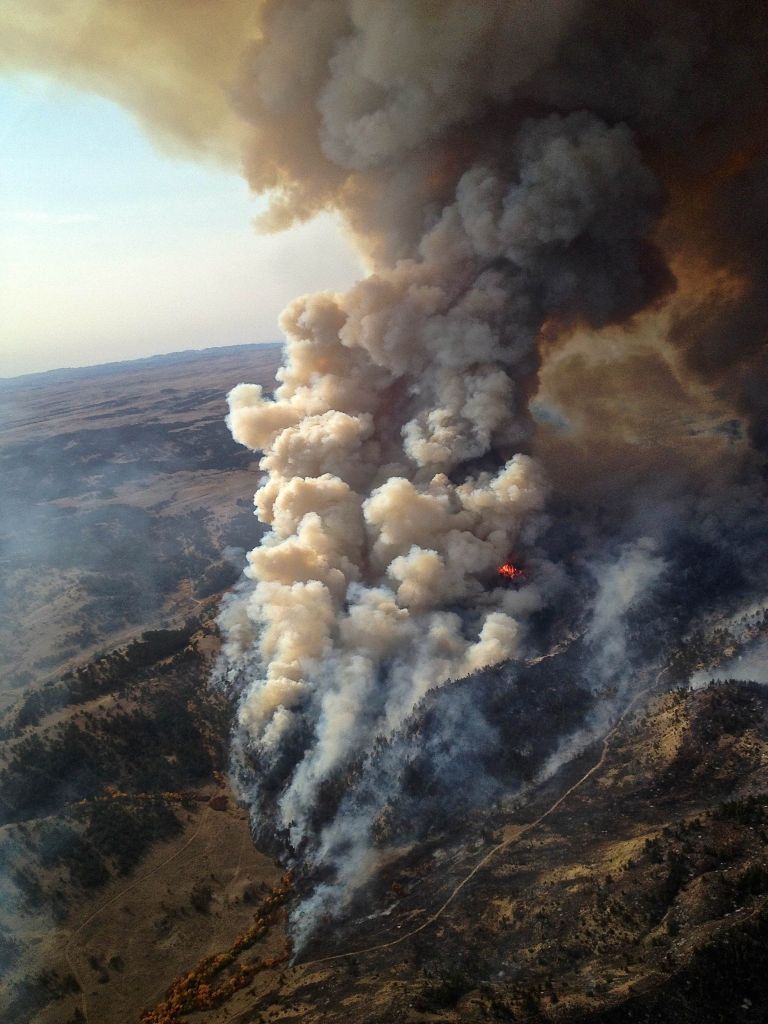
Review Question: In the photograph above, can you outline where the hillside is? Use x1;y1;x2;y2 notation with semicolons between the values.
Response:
0;344;283;1022
3;345;768;1024
4;608;768;1023
139;672;768;1024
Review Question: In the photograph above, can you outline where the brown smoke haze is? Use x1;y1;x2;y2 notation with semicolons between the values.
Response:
5;0;768;942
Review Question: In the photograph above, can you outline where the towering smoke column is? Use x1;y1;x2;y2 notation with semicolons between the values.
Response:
225;0;768;930
216;2;678;886
5;0;768;933
221;104;666;855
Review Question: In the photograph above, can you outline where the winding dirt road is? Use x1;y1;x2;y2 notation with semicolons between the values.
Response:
294;681;654;971
220;676;662;1024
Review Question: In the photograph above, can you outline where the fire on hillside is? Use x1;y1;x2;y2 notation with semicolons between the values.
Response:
497;561;525;582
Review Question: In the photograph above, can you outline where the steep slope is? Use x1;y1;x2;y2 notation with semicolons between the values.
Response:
5;608;768;1024
142;676;768;1024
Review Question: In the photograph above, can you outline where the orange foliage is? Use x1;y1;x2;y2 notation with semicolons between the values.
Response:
75;788;189;811
140;878;294;1024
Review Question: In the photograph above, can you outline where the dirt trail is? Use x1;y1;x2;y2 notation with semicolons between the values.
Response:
64;808;210;1024
294;679;657;972
222;675;662;1024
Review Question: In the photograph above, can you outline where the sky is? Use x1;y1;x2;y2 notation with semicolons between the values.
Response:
0;75;362;378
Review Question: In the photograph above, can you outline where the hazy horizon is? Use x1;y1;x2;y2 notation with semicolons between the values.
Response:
0;337;282;382
0;75;362;378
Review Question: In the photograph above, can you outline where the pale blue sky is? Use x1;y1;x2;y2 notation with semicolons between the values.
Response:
0;75;361;377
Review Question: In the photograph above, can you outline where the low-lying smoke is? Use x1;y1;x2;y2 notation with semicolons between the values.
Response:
7;0;768;942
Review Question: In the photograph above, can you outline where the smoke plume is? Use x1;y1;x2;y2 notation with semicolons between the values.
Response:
7;0;768;939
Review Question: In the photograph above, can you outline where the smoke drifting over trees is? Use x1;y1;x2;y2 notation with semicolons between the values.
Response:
5;0;768;940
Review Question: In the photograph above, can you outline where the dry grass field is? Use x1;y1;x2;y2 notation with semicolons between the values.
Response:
0;344;281;709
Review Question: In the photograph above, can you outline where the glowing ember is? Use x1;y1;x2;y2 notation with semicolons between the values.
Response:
497;561;525;580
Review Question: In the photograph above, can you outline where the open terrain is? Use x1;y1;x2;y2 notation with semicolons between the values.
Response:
3;346;768;1024
0;344;280;708
5;599;768;1024
0;345;282;1022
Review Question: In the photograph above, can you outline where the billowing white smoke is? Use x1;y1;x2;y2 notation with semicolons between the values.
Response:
219;109;664;909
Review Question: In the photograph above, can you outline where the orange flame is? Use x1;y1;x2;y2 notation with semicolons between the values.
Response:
498;561;524;580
